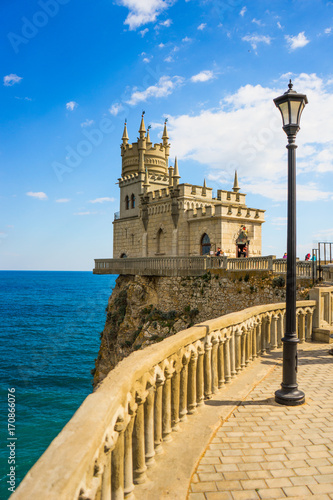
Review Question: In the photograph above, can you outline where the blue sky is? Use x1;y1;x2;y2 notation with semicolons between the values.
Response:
1;0;333;270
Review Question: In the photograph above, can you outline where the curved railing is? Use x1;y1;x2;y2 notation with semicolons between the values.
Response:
11;300;316;500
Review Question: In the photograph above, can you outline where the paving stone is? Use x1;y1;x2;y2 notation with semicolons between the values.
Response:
257;487;286;499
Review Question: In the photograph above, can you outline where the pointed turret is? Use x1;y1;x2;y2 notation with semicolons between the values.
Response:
147;125;152;146
202;178;207;196
162;118;170;169
122;120;129;145
232;170;240;193
138;112;147;173
173;156;180;187
139;112;146;138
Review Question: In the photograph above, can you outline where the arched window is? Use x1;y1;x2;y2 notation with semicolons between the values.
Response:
201;233;211;255
131;194;135;209
125;195;129;210
120;253;127;258
157;228;165;254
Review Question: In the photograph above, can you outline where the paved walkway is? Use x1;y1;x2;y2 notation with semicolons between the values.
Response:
188;342;333;500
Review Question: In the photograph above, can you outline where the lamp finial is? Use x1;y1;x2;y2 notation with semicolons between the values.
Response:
288;79;293;91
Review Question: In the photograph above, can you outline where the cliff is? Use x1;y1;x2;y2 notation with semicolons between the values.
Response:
92;271;312;387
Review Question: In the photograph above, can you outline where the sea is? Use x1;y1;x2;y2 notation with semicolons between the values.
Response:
0;271;117;500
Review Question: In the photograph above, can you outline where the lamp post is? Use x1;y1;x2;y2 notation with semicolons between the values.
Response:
273;80;308;406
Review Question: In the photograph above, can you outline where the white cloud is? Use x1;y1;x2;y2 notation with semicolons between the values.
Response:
56;198;71;203
182;36;192;42
74;211;97;216
277;21;283;30
66;101;78;111
89;197;115;204
158;42;165;47
3;74;22;86
285;31;309;50
159;18;172;27
143;56;151;63
197;23;207;31
80;119;95;127
164;73;333;201
126;75;184;105
117;0;174;30
26;192;48;200
240;7;247;16
324;27;332;35
252;18;264;26
242;34;271;50
139;28;149;37
109;103;124;116
191;70;215;83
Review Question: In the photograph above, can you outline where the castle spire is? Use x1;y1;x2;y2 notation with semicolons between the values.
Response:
162;118;169;143
122;120;129;145
173;156;180;187
147;125;152;145
139;111;146;138
232;170;240;193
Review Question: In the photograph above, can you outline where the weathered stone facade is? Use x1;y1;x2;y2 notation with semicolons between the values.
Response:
113;115;265;259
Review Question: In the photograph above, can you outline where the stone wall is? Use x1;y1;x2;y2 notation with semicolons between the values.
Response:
92;271;312;387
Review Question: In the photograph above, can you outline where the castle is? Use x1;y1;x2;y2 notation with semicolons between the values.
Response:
113;114;265;259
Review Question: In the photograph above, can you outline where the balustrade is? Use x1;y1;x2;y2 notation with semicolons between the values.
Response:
11;300;316;500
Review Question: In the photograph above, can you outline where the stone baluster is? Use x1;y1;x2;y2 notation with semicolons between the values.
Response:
111;416;125;500
295;311;299;339
235;329;242;374
204;338;213;399
298;310;306;343
124;404;136;500
154;375;164;455
179;353;189;422
306;309;313;341
277;313;284;347
241;329;246;369
256;319;262;356
218;335;225;388
245;326;251;366
224;332;231;383
162;365;173;442
187;349;198;414
171;363;180;431
252;320;257;359
144;385;155;467
271;314;278;350
197;344;205;406
132;393;147;485
261;317;267;354
101;437;113;500
211;336;219;394
230;329;236;378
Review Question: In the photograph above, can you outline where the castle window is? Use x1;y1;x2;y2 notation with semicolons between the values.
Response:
157;228;165;254
125;195;129;210
131;194;135;209
201;233;211;256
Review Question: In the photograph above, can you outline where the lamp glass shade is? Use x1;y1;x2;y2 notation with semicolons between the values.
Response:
274;81;308;131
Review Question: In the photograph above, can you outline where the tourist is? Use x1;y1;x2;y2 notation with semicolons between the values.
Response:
283;252;287;259
215;247;221;256
305;253;311;261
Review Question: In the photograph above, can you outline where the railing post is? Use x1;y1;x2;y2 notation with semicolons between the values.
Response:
132;393;147;485
171;365;180;431
230;329;236;377
111;417;125;500
252;321;257;359
241;329;246;369
218;335;225;388
204;338;213;399
277;313;284;347
197;345;205;405
162;366;173;442
245;327;251;366
256;318;262;356
188;349;198;414
144;386;155;467
101;440;112;500
271;314;278;350
224;331;231;383
154;375;164;455
298;310;306;343
124;406;136;500
211;336;219;394
179;354;189;421
235;329;242;374
306;309;313;341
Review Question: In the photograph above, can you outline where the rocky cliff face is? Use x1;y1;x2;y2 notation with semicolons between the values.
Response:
92;272;311;387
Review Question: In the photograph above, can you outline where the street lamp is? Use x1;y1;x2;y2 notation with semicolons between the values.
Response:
273;80;308;406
